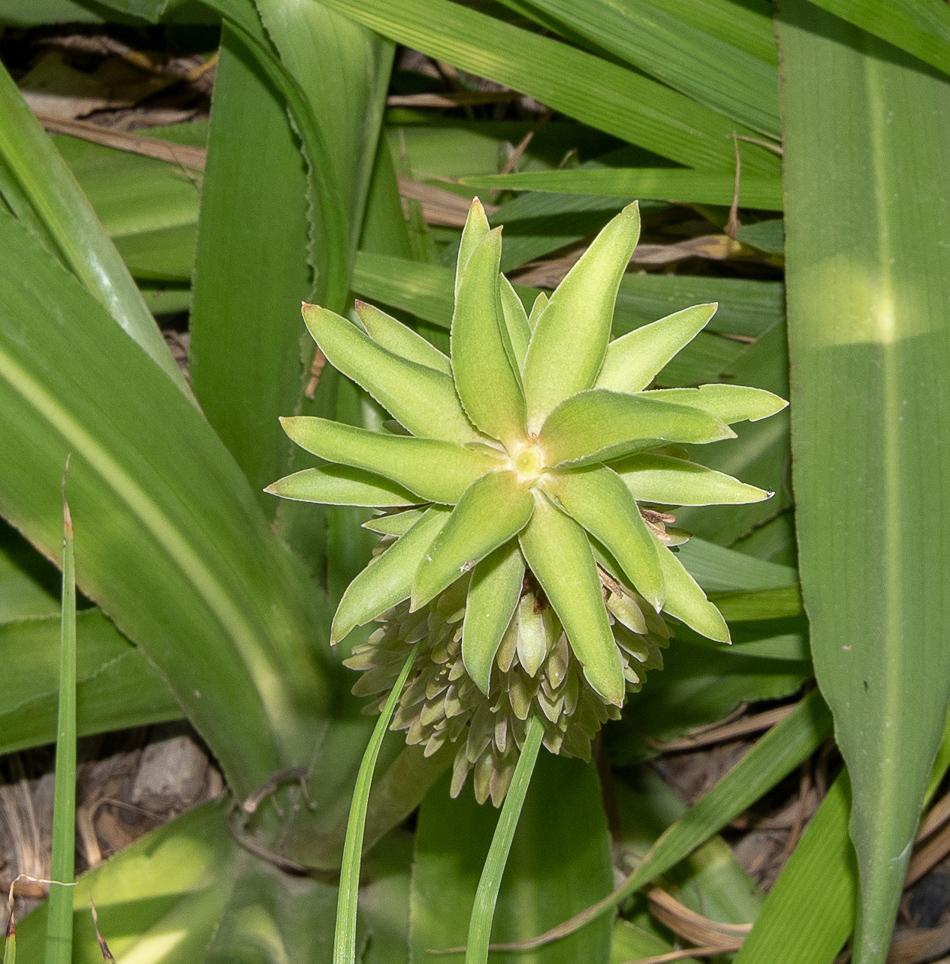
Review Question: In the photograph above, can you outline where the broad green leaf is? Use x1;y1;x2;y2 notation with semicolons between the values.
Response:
456;196;491;295
518;493;624;705
316;0;781;174
462;543;524;695
643;384;788;423
189;21;314;510
733;774;857;964
0;209;327;800
538;390;734;467
412;471;534;610
465;169;784;209
805;0;950;78
355;300;451;374
451;229;527;446
280;417;501;504
0;611;178;756
15;802;238;964
0;61;190;398
264;465;419;507
596;304;717;394
543;465;665;611
779;4;950;960
612;453;772;506
657;544;729;642
499;275;532;369
712;585;804;622
302;303;483;446
523;689;832;947
332;506;450;643
411;755;613;964
522;202;640;433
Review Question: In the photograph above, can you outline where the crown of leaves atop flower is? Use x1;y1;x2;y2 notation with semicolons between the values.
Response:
266;199;787;708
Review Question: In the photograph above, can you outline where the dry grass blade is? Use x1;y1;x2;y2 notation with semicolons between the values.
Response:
649;704;798;753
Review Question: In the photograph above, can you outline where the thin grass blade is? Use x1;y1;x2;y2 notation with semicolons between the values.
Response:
45;469;77;964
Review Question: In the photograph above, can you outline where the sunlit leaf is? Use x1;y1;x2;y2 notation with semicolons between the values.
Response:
522;202;640;433
644;384;788;424
264;465;420;507
539;390;733;467
412;471;533;610
519;493;624;705
279;416;502;504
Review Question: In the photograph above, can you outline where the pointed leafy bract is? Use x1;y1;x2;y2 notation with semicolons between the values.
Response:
456;197;491;297
542;465;665;611
499;275;532;369
279;416;502;503
354;300;452;375
363;508;424;536
462;541;525;695
332;507;450;643
521;202;641;433
264;464;420;506
596;303;717;394
644;384;789;424
612;453;772;506
656;544;730;642
539;389;734;467
451;230;527;447
518;494;625;705
412;471;534;610
302;303;482;445
527;291;548;333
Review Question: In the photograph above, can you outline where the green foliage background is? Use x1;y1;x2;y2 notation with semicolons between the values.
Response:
1;0;949;961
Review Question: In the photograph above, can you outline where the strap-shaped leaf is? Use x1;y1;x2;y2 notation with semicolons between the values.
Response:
302;303;482;445
611;453;772;506
657;544;730;642
451;229;527;447
264;464;419;506
595;303;717;394
456;197;491;297
643;384;788;424
462;541;525;695
518;493;625;705
332;506;450;643
521;202;641;433
280;416;502;504
499;275;532;369
542;464;665;611
354;300;452;374
538;389;734;467
412;470;534;611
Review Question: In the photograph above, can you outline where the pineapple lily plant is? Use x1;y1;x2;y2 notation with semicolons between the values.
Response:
267;199;787;806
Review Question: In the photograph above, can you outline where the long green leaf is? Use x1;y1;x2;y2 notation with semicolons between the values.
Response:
497;0;781;136
803;0;950;77
778;3;950;960
0;208;328;800
314;0;781;174
465;168;784;209
0;62;190;398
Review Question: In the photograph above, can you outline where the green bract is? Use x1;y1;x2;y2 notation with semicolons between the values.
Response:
268;199;787;805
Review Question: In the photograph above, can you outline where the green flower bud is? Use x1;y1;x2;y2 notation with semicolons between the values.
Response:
267;199;787;805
